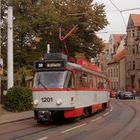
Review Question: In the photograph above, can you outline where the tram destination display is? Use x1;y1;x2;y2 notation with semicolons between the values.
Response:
34;60;66;71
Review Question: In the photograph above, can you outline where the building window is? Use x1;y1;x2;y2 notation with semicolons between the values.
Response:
135;30;140;39
127;31;130;38
116;82;118;89
131;30;135;38
111;82;113;89
128;46;131;54
136;58;140;69
133;61;135;70
133;45;135;54
136;44;140;54
116;68;118;77
129;61;131;70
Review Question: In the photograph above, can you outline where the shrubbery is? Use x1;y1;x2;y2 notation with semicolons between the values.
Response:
4;86;32;112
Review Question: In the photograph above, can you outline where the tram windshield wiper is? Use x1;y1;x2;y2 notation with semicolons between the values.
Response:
38;78;48;89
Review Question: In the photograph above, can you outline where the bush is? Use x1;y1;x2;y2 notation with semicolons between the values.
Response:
4;86;32;112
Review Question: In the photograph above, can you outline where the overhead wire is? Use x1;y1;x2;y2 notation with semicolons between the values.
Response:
108;0;126;27
120;7;140;12
106;7;140;12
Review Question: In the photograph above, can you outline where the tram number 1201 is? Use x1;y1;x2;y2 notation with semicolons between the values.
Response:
41;97;53;103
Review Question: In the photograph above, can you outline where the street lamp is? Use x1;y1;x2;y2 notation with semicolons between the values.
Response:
7;6;14;89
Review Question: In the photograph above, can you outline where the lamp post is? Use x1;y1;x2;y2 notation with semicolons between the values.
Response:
7;6;14;89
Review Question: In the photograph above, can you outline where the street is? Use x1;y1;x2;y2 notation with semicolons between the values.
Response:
0;99;140;140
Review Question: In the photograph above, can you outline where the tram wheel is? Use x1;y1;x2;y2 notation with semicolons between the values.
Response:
83;107;92;117
102;103;107;110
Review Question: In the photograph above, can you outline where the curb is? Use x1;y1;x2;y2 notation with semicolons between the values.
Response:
0;117;33;125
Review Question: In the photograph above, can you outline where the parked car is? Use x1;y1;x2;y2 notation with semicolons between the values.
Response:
116;90;125;99
118;91;134;99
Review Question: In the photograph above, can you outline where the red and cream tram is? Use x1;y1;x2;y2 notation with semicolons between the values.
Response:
32;53;110;122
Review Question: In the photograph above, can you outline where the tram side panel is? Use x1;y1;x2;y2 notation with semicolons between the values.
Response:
64;90;110;118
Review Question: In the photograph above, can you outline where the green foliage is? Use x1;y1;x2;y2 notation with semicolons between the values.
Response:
1;0;108;73
4;86;32;112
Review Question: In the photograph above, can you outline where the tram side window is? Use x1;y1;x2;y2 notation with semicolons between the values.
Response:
93;76;97;88
64;71;74;88
97;79;104;89
102;79;109;90
97;78;100;88
67;74;74;88
89;79;93;88
80;73;88;88
88;75;93;88
75;71;81;88
75;72;88;88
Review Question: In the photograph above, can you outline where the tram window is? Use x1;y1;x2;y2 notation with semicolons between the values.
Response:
82;78;87;87
64;71;74;88
81;73;88;88
97;78;100;88
74;71;82;88
103;80;107;89
89;79;93;88
93;76;97;88
88;75;93;88
75;72;88;88
97;80;104;89
67;76;73;88
33;71;68;88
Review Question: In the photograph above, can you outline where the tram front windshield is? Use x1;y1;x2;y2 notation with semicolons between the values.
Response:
33;71;69;88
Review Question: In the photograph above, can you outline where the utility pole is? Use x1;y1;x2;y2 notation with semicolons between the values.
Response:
7;7;14;89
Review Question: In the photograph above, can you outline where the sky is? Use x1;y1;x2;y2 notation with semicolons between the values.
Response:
94;0;140;42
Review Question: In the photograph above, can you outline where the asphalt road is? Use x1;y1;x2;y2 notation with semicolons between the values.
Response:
0;98;140;140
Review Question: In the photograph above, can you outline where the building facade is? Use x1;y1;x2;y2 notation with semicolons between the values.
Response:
107;49;125;90
126;14;140;91
105;34;126;91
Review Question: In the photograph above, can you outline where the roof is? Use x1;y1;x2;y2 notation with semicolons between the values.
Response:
111;34;126;49
76;58;102;73
127;14;140;29
113;34;126;43
108;49;125;65
130;14;140;27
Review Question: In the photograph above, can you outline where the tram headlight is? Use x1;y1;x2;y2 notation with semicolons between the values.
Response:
56;99;62;106
33;99;39;106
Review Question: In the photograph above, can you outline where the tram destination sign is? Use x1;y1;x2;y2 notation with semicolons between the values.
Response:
34;60;66;71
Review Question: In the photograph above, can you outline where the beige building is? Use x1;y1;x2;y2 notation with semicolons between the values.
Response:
125;14;140;91
107;49;125;90
106;34;126;91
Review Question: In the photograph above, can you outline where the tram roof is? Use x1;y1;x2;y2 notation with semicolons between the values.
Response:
67;61;106;79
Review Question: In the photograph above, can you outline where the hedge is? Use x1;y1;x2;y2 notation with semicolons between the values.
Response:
4;86;32;112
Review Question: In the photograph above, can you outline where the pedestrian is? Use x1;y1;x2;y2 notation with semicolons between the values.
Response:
139;92;140;100
132;89;136;100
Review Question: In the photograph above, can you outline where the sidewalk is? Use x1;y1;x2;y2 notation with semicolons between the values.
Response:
0;105;33;125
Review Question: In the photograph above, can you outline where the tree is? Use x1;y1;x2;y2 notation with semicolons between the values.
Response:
2;0;108;75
